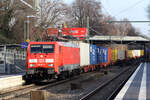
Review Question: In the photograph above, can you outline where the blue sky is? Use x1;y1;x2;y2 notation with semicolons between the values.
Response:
64;0;150;36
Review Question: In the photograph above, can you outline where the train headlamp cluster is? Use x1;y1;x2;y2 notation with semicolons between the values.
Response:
30;64;35;67
29;59;54;63
46;59;54;63
29;59;37;63
48;64;53;67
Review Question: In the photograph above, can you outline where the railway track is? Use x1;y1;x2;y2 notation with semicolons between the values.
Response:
79;61;140;100
0;76;80;100
0;71;97;100
0;60;141;100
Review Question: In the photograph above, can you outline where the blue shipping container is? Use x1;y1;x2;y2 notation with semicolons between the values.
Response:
97;46;103;64
90;45;98;65
97;47;100;63
97;47;108;64
103;48;108;63
101;47;105;63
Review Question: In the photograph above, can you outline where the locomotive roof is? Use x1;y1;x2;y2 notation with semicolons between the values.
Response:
29;41;79;48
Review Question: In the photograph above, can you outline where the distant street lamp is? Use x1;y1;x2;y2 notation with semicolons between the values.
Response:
26;15;37;42
10;0;39;42
19;0;39;42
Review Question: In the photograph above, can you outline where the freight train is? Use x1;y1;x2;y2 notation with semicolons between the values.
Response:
23;41;144;83
46;28;87;40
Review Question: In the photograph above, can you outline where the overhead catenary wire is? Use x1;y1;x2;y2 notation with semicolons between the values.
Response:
88;27;117;44
102;0;145;22
86;2;112;36
88;0;147;39
107;21;150;23
101;3;111;16
89;27;103;35
114;0;144;17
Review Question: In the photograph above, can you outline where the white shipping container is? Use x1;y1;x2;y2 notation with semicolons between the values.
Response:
137;50;141;57
132;50;141;57
80;43;90;66
118;50;125;60
132;50;136;57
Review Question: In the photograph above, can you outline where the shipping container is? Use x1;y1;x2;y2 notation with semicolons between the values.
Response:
97;46;101;64
111;49;118;62
98;47;105;64
132;50;141;58
80;43;90;66
90;45;98;65
118;50;125;60
140;50;144;56
103;48;108;63
127;50;133;58
108;48;111;64
97;47;109;65
137;50;141;57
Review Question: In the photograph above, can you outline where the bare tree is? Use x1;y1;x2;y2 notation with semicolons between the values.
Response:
0;0;35;43
100;15;117;35
0;0;14;38
68;0;103;36
117;18;140;36
100;16;140;36
32;0;67;41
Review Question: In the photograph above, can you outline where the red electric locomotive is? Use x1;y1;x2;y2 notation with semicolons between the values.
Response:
24;42;80;83
47;28;87;40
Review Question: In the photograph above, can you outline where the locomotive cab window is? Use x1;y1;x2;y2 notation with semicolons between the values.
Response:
30;44;55;53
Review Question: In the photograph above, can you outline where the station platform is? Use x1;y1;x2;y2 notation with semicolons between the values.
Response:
115;62;150;100
0;73;25;90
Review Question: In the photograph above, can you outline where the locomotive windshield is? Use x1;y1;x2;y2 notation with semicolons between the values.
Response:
30;44;54;53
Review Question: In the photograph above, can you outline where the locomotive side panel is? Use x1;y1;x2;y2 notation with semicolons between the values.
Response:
60;46;80;72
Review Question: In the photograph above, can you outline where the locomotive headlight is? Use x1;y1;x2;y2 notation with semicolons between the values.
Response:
30;64;35;67
29;59;37;63
48;64;53;67
46;59;54;63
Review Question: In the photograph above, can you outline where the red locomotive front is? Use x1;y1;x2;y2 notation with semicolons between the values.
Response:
24;41;80;83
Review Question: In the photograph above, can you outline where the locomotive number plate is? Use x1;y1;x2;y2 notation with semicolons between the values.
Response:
38;59;45;63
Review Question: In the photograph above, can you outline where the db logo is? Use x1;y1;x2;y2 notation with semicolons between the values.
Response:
39;59;44;63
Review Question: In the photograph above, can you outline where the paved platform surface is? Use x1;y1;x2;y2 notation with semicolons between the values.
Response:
0;73;25;78
115;62;150;100
0;73;25;90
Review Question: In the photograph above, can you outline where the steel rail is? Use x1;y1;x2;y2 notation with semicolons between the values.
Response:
79;62;140;100
106;63;139;100
0;76;79;100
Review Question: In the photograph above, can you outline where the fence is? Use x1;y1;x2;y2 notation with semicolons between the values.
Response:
0;46;26;74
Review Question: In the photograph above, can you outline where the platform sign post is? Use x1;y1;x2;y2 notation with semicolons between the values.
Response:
21;42;29;49
26;39;30;43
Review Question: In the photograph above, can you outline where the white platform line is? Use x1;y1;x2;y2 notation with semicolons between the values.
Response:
115;63;143;100
138;63;147;100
